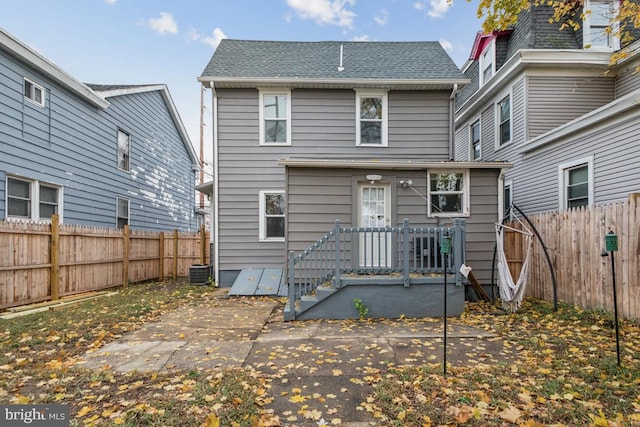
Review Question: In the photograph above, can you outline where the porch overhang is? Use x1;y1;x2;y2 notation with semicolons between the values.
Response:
278;158;512;170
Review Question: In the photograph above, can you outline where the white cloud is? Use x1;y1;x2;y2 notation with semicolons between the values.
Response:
413;2;426;10
189;27;228;49
147;12;178;34
201;28;227;49
428;0;451;18
374;9;389;25
286;0;356;27
439;39;453;51
352;35;370;41
104;0;118;4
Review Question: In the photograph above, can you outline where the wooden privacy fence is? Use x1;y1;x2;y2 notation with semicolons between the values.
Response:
0;214;210;310
504;194;640;319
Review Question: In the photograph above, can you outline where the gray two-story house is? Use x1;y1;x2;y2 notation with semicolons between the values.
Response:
1;28;200;231
199;40;513;319
454;3;640;215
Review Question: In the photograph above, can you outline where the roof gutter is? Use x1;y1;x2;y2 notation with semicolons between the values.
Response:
278;158;512;170
197;76;470;89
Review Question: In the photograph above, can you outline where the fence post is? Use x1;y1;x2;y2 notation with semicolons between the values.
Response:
173;229;179;280
403;219;410;287
123;225;130;287
288;251;296;320
159;232;165;281
50;214;60;300
333;220;342;288
453;219;465;286
199;225;206;264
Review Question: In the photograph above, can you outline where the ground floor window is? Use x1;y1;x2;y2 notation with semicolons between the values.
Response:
559;157;593;210
116;197;129;229
7;176;61;221
427;170;469;217
259;190;285;241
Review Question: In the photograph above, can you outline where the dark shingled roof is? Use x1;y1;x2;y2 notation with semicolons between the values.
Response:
200;40;466;82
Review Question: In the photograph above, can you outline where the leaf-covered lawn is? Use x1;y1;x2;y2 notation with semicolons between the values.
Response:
0;282;274;426
369;300;640;426
1;283;639;426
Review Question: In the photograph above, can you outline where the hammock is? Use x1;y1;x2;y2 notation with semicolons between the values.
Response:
495;217;534;312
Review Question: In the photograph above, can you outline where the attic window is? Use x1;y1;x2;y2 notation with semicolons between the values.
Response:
24;78;45;107
479;39;495;87
584;0;619;50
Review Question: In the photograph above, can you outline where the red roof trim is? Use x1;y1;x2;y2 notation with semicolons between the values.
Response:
469;30;514;61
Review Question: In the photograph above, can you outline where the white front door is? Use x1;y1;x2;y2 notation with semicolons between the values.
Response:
358;183;391;268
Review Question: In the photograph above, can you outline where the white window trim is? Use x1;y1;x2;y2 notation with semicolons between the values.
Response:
558;156;594;211
479;39;496;87
24;77;45;107
259;89;292;146
6;176;63;222
495;90;512;150
116;197;130;228
427;170;470;218
470;118;481;161
117;129;131;172
258;190;285;242
583;0;620;51
355;89;388;147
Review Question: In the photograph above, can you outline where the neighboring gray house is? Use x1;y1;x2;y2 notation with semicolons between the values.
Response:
454;4;640;215
0;28;200;231
199;40;512;319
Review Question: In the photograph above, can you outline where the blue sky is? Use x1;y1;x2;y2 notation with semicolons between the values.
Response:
1;0;485;163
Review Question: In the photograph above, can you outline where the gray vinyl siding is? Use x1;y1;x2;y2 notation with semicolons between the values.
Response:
0;49;196;231
454;125;469;161
466;168;500;283
215;87;453;271
527;76;615;138
513;110;640;213
615;59;640;98
284;167;501;284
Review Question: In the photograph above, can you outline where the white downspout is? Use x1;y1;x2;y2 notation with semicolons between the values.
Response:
449;84;459;160
210;81;220;285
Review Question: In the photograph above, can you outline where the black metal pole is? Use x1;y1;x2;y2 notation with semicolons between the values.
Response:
611;251;621;366
443;251;447;378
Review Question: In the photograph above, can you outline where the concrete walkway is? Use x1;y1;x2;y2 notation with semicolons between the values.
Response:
80;290;510;426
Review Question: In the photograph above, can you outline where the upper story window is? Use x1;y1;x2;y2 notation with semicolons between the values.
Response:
7;176;62;222
470;120;481;160
559;157;593;210
259;190;285;241
259;89;291;145
116;197;129;229
584;0;619;50
427;170;470;217
117;129;131;171
479;39;495;87
497;95;511;146
24;78;45;107
356;90;388;146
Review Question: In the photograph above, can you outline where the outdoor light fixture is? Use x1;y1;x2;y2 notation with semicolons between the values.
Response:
399;179;412;188
366;174;382;184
